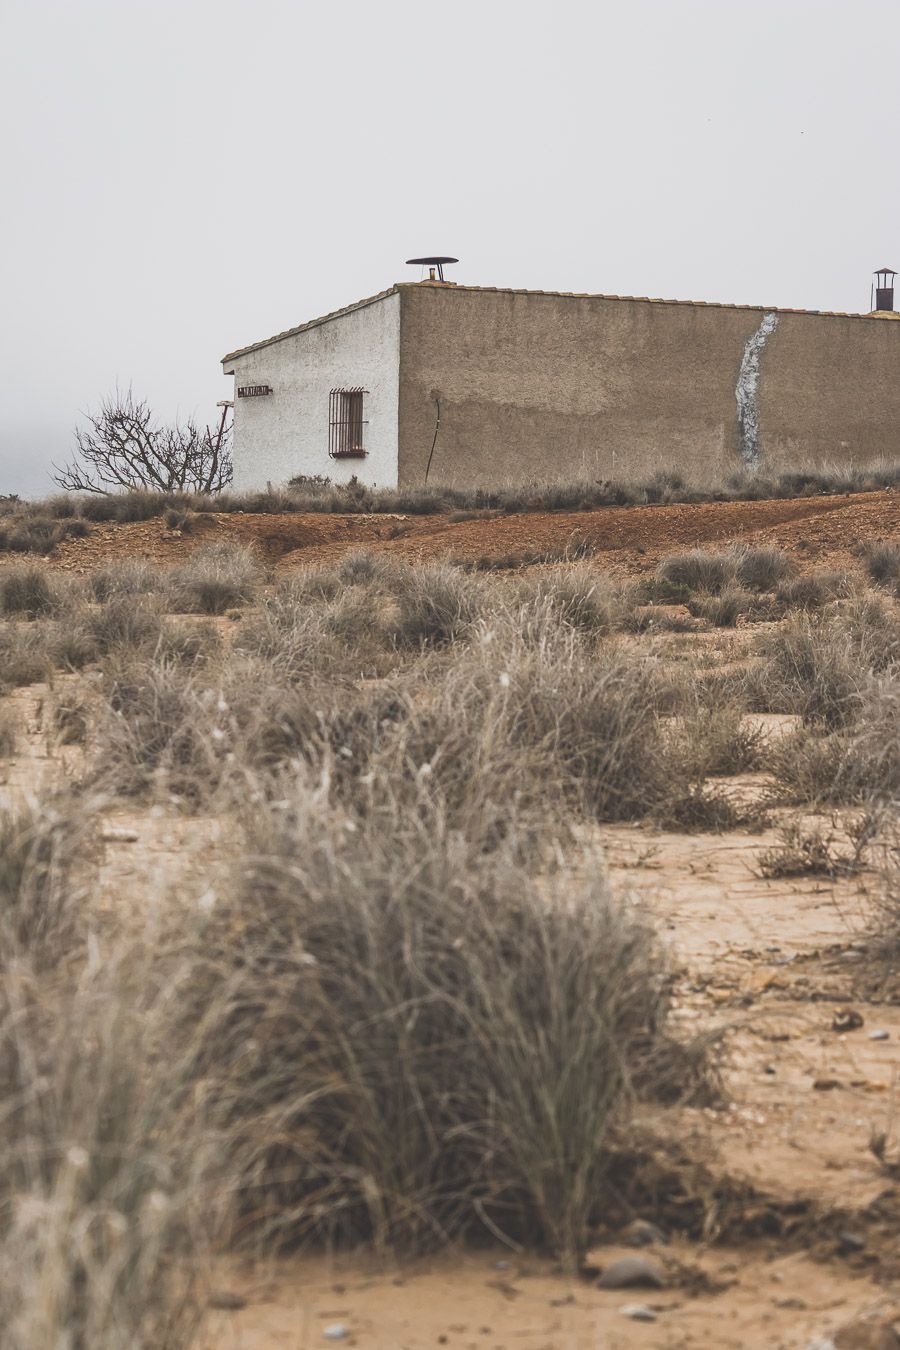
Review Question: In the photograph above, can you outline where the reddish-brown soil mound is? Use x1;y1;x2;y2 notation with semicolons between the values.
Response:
13;488;900;576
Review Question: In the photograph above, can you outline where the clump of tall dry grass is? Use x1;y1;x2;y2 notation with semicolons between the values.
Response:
167;540;263;614
186;770;712;1270
0;947;217;1348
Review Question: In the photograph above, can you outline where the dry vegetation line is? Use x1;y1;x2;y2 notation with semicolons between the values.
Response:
3;517;900;1344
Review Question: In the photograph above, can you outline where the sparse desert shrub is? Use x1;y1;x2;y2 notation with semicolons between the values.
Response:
53;692;90;744
0;952;215;1349
86;594;165;654
687;584;760;628
768;726;854;804
399;614;699;828
771;681;900;805
0;516;88;555
0;565;59;617
76;489;194;523
731;545;793;592
671;702;762;778
863;541;900;590
758;821;852;879
337;548;388;585
758;600;900;728
0;627;53;689
193;778;710;1269
657;549;737;594
388;561;484;647
776;570;854;611
167;540;263;614
0;706;15;757
93;653;379;801
164;507;198;533
0;795;89;966
89;559;163;602
643;469;686;503
516;568;627;636
238;578;391;680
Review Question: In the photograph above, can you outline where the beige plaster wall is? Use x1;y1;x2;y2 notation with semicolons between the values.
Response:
396;284;900;488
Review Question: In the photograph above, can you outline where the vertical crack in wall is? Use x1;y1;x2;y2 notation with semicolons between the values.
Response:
735;312;778;470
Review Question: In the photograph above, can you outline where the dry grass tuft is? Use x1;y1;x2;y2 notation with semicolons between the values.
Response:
189;776;712;1270
0;566;60;618
167;541;263;614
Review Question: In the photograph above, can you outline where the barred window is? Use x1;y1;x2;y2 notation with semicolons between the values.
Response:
328;388;368;458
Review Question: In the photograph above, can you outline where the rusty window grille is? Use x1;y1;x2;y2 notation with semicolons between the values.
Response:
328;388;368;458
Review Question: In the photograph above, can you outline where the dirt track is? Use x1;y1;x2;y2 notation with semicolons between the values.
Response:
38;488;900;575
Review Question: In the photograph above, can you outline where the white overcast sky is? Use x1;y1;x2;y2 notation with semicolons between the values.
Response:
2;0;899;496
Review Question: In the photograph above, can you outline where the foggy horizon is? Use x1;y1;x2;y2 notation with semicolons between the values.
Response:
3;0;899;497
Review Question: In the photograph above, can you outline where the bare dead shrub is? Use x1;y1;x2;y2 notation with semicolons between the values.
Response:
55;387;232;495
192;778;710;1270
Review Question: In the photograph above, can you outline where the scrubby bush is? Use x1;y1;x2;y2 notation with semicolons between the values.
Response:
86;595;165;654
776;570;854;611
516;568;627;636
0;948;215;1348
757;598;900;728
687;584;759;628
388;561;485;647
167;541;263;614
0;706;15;757
657;549;737;594
731;545;793;592
191;777;711;1268
0;565;59;617
0;627;53;689
0;796;89;966
0;517;88;555
89;559;163;602
863;541;900;590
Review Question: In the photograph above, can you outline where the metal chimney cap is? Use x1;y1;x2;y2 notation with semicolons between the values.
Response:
406;256;459;266
874;266;897;275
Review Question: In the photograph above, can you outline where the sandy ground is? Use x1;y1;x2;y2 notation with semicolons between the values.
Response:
200;1246;898;1349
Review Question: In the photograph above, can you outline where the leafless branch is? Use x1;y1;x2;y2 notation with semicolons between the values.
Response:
54;388;233;495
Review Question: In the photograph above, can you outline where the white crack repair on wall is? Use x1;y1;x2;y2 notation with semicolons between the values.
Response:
735;312;778;469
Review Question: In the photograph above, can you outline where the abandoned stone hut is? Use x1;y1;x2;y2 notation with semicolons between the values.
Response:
221;267;900;492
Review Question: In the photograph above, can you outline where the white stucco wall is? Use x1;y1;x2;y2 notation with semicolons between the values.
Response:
223;291;400;491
